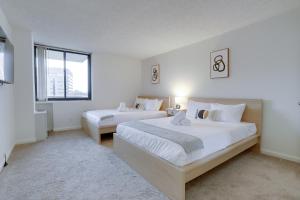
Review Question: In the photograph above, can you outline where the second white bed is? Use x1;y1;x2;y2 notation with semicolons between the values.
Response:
116;117;256;166
82;109;167;127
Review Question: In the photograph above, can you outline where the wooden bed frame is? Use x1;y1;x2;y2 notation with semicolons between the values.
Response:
81;96;170;144
114;97;262;200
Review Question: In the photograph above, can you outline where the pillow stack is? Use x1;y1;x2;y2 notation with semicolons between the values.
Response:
133;98;163;111
134;98;146;110
186;100;246;123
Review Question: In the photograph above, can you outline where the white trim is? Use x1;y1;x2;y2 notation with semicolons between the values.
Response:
53;126;82;132
0;159;3;173
261;148;300;163
16;137;36;145
0;143;15;173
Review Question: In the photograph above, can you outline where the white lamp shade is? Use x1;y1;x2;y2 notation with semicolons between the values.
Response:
175;96;188;109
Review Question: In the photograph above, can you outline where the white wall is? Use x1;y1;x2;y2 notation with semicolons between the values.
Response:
13;27;36;144
141;9;300;162
52;53;141;131
0;6;15;171
0;7;35;172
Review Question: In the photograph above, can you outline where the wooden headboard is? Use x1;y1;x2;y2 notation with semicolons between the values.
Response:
138;96;170;111
189;97;263;136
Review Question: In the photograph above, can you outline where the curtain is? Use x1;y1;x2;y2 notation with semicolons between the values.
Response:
36;46;48;101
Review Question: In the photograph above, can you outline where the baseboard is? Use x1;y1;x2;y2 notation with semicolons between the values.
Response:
53;126;82;132
16;137;36;145
261;148;300;163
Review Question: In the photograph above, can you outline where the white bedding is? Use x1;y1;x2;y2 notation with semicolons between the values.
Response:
116;117;257;166
82;109;167;127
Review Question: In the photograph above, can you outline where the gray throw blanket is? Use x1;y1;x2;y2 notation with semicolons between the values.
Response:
122;121;204;153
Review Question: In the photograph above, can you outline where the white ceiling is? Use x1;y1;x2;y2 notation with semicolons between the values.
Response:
1;0;300;59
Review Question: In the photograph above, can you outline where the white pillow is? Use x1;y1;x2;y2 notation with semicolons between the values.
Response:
195;109;217;121
133;98;147;110
145;99;159;111
186;100;211;119
211;103;246;123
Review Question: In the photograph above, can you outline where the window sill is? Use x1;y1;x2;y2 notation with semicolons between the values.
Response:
36;99;92;103
35;101;53;104
47;98;92;101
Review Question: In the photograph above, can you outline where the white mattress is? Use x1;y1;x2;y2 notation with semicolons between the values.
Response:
116;117;257;166
82;109;167;127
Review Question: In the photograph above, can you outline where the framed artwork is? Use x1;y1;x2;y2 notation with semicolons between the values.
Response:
210;48;229;79
151;64;160;84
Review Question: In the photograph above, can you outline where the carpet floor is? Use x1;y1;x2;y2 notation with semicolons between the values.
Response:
0;130;299;200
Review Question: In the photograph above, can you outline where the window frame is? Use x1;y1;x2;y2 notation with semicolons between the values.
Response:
34;45;92;101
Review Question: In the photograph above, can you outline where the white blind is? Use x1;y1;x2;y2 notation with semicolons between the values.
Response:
36;46;48;101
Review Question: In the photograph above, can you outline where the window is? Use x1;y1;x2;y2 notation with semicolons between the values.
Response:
34;45;91;101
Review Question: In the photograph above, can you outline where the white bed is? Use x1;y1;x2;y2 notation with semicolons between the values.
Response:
114;97;262;200
117;117;256;166
81;96;170;144
82;109;167;128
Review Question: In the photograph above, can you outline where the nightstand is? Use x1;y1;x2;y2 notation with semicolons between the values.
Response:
166;108;185;116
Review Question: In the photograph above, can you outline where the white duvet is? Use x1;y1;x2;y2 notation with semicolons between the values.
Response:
116;117;257;166
82;109;167;127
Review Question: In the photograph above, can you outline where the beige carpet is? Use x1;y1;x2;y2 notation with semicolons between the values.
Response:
0;130;299;200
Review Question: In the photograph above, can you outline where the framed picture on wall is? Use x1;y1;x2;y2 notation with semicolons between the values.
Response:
151;64;160;84
210;48;229;79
